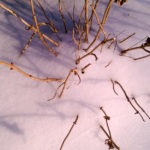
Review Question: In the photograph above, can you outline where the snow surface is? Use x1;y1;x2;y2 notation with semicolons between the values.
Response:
0;0;150;150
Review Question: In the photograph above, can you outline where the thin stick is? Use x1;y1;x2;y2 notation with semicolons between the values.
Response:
119;32;135;43
48;68;81;100
76;38;114;64
114;80;145;121
132;96;150;119
89;0;100;30
60;115;79;150
0;3;59;47
99;125;120;150
36;0;57;32
30;0;58;56
58;0;67;33
100;107;112;139
110;79;118;95
84;4;106;51
101;0;114;26
0;61;62;82
20;32;35;55
81;63;91;74
133;54;150;60
84;0;89;42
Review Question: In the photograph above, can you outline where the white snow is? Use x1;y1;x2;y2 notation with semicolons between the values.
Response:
0;0;150;150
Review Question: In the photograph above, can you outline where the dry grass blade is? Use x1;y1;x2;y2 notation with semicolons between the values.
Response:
119;32;135;43
60;115;79;150
0;61;62;82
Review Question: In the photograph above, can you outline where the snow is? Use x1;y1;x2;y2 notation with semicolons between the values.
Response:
0;0;150;150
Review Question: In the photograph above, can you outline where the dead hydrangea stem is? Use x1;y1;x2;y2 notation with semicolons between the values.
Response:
30;0;58;56
76;38;114;64
132;96;150;119
36;0;57;33
119;32;135;43
113;80;145;122
48;68;81;100
0;2;59;47
89;0;100;30
58;0;67;33
60;115;79;150
84;0;89;42
101;0;114;26
84;4;106;52
100;107;112;139
20;32;35;55
0;61;62;82
99;125;120;149
81;63;91;74
133;54;150;61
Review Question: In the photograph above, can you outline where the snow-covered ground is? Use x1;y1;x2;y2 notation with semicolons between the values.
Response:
0;0;150;150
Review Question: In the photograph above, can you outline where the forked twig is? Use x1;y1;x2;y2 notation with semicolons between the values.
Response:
0;2;58;56
99;107;120;150
60;115;79;150
112;80;146;121
48;68;81;100
132;96;150;119
84;4;106;52
76;38;114;64
0;61;62;82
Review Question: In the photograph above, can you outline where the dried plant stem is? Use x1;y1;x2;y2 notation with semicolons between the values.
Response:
84;4;106;51
60;115;79;150
58;0;67;33
89;0;100;30
84;0;89;42
99;125;120;150
100;107;112;139
21;32;35;55
119;32;135;43
76;38;114;64
113;80;145;121
49;68;81;100
36;0;57;32
81;63;91;73
133;54;150;60
0;3;59;47
132;96;150;119
101;0;114;26
0;61;62;82
30;0;58;56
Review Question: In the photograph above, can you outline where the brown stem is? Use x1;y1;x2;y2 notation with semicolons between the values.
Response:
60;115;79;150
0;61;62;82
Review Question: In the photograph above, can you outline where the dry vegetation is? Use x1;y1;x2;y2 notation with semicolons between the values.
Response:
0;0;150;149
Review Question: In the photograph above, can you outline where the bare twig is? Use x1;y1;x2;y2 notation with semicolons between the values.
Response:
119;32;135;43
132;96;150;120
84;4;106;52
113;80;145;121
0;61;62;82
84;0;89;42
36;0;57;32
101;0;114;26
48;68;81;100
58;0;67;33
20;32;35;55
81;63;91;74
76;38;114;64
60;115;79;150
